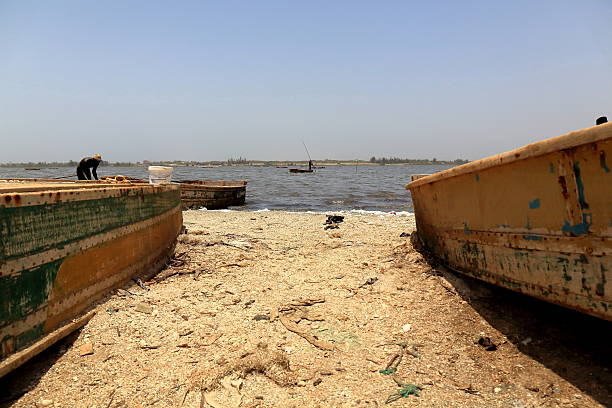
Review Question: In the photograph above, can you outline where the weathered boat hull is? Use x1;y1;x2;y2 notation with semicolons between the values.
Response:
406;124;612;320
0;181;183;377
178;180;247;210
289;169;313;173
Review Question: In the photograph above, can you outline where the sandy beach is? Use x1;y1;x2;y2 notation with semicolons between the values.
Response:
1;210;609;408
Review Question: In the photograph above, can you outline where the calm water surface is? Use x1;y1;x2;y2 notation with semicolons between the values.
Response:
0;165;454;212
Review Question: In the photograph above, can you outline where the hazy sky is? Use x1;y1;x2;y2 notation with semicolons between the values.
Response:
1;1;611;162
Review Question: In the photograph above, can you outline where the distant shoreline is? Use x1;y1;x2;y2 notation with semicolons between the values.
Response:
0;159;468;168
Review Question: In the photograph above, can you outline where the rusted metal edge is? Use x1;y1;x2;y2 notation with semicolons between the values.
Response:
441;229;611;255
180;186;246;192
437;258;611;322
176;180;247;186
0;310;96;379
405;123;612;189
0;183;179;208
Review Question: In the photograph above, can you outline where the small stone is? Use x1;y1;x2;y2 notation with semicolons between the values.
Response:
574;394;582;399
135;303;153;314
40;400;53;407
297;380;307;387
313;378;322;386
520;337;532;346
255;396;264;400
402;323;412;332
253;314;270;321
179;328;193;337
320;371;333;376
79;343;94;356
494;387;502;394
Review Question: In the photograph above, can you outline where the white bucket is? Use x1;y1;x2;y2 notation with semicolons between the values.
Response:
148;166;173;184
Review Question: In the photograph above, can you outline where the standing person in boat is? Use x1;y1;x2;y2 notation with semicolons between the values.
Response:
596;116;608;125
77;154;102;180
308;160;313;171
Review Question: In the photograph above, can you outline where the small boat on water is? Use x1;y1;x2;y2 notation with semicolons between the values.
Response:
177;180;247;209
0;180;183;377
290;142;316;173
24;168;41;171
406;123;612;320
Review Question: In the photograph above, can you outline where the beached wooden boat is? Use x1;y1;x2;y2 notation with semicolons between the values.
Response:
0;181;183;377
406;123;612;321
102;177;248;210
289;168;313;173
178;180;247;209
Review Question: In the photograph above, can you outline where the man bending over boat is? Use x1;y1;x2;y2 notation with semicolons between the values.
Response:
77;154;102;180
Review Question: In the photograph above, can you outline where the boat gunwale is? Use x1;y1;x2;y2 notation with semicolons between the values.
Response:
175;180;247;187
405;122;612;189
179;185;246;193
0;181;179;198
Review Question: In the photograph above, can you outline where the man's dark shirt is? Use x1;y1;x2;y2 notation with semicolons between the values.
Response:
77;157;100;180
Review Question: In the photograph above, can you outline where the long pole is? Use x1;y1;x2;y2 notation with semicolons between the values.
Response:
302;141;312;162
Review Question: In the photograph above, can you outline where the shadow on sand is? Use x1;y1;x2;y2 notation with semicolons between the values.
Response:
434;264;611;406
0;330;82;407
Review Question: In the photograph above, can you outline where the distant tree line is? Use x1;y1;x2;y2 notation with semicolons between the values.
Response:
226;157;248;165
0;157;470;167
368;156;469;165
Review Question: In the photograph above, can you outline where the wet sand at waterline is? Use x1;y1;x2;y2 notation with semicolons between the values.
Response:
2;211;610;407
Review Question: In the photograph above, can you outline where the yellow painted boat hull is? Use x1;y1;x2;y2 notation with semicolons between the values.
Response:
407;123;612;320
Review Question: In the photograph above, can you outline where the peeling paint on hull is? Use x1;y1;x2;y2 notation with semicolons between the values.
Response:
0;181;183;377
407;123;612;321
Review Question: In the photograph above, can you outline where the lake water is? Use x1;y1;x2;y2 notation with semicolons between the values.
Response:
0;164;454;213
